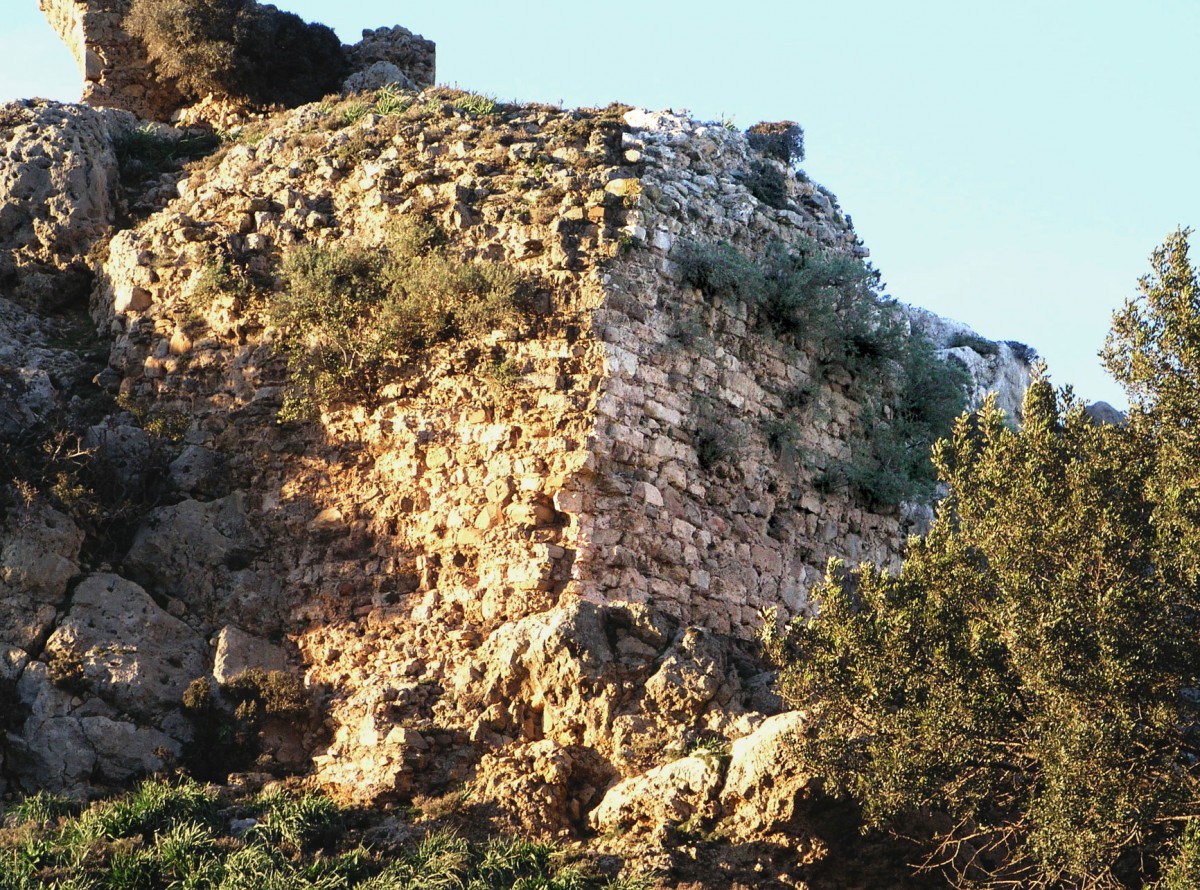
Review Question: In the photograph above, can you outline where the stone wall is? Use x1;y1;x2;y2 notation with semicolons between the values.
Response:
38;0;436;122
0;87;1032;808
38;0;186;120
566;111;912;635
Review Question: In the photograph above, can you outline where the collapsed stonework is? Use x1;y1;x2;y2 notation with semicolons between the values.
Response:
38;0;436;122
0;76;1032;882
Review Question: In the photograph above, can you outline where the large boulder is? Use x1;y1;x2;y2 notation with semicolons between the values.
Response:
719;711;812;838
0;100;136;305
0;502;82;653
7;660;180;794
43;572;208;722
123;491;284;631
589;753;725;836
212;624;289;685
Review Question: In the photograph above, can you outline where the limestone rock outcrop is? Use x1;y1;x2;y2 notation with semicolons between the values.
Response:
0;99;136;305
44;573;207;722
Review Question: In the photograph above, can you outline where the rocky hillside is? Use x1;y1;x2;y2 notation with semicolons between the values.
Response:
0;6;1037;888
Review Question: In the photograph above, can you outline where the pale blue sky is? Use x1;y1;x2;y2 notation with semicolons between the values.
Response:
6;1;1199;408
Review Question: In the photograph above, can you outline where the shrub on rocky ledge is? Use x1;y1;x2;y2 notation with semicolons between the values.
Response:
125;0;349;107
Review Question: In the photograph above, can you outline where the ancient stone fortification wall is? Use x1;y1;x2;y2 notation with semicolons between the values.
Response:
565;111;908;636
39;0;186;120
38;0;436;121
0;86;1031;819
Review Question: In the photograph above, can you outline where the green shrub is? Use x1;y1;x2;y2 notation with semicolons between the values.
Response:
271;218;527;419
124;0;349;106
11;792;80;827
247;792;342;855
114;125;220;183
0;785;640;890
767;323;1200;890
1004;339;1038;362
947;331;1000;357
451;92;499;116
743;159;790;209
676;240;763;302
746;120;805;164
180;670;310;780
675;237;968;506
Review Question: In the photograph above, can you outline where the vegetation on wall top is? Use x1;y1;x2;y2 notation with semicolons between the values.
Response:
125;0;349;107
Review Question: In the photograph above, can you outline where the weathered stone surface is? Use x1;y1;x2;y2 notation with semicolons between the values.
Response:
0;100;136;304
1086;400;1126;425
343;61;416;95
82;421;153;494
589;753;725;834
346;26;435;89
8;661;98;794
642;627;727;722
44;572;208;721
7;659;180;794
0;503;83;652
168;444;228;498
124;492;283;631
472;741;615;836
212;625;289;685
719;711;811;838
906;305;1035;422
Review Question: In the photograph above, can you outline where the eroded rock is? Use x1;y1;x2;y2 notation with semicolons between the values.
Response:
0;100;136;305
44;572;208;721
0;502;83;652
589;753;725;835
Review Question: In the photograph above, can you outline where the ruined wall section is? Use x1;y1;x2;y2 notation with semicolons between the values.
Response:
86;96;639;800
39;0;436;122
39;0;187;121
565;110;912;636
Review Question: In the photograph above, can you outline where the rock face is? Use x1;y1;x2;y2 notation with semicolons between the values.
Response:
0;100;136;305
39;0;436;122
906;304;1034;422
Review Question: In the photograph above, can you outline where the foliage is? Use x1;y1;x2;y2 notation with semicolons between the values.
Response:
678;237;967;504
746;120;805;164
270;218;527;419
124;0;348;106
451;92;499;116
743;160;790;209
180;669;310;780
769;231;1200;889
113;125;220;183
676;240;763;302
0;786;636;890
947;331;1000;357
1003;339;1038;363
1102;227;1200;584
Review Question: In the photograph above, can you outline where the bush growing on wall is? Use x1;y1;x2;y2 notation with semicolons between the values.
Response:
270;218;527;420
678;237;968;505
125;0;349;106
746;120;805;164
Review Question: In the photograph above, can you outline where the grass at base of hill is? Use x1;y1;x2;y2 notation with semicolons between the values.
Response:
0;779;648;890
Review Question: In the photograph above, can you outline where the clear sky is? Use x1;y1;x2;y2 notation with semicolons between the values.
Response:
6;1;1199;409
